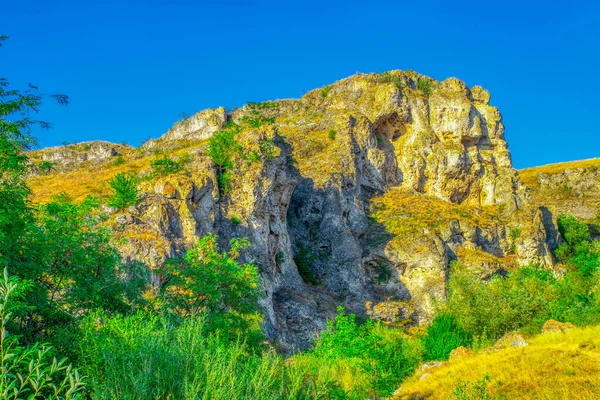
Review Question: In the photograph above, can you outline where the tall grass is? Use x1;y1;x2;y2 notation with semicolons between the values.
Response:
80;312;319;400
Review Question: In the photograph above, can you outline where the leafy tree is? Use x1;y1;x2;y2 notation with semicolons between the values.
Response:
107;172;140;210
1;37;145;352
0;35;69;277
161;234;262;340
0;269;85;399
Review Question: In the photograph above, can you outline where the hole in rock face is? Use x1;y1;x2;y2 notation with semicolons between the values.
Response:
373;112;409;142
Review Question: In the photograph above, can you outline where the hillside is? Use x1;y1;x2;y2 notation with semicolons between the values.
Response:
27;70;558;351
394;324;600;399
519;159;600;223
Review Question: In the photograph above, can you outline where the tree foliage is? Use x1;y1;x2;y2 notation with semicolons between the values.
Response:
161;234;262;340
0;269;86;399
107;172;140;210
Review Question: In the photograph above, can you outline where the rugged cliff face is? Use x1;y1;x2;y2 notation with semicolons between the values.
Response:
29;70;558;351
519;159;600;223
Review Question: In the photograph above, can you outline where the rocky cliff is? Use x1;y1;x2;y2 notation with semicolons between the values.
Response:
519;159;600;223
29;70;558;351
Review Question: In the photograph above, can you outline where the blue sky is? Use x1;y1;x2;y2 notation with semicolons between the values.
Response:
2;0;599;168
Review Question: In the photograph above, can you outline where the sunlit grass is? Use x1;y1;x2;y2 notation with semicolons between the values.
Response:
28;141;207;203
395;325;600;400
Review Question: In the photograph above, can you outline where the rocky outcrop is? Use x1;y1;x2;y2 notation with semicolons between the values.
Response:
141;107;227;151
29;141;131;174
519;159;600;223
542;319;575;334
29;70;560;351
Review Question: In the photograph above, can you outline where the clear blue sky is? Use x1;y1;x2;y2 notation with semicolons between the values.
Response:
2;0;599;168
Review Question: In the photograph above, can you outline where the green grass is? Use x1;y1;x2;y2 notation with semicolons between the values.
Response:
80;313;317;400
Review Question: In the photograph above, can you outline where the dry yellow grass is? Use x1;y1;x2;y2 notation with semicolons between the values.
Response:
395;325;600;400
370;188;504;242
28;142;206;203
519;158;600;192
455;247;518;275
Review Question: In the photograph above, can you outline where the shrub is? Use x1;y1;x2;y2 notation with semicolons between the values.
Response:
230;215;241;226
111;155;125;166
417;78;433;96
151;155;183;176
0;269;85;399
558;214;589;246
443;265;556;340
39;160;55;174
373;72;404;90
508;226;522;254
107;172;140;210
442;259;600;343
160;234;262;341
314;307;421;397
239;115;275;129
208;123;242;196
423;314;472;361
555;214;600;276
328;130;337;140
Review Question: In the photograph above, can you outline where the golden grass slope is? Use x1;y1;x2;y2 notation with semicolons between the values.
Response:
28;141;207;203
519;158;600;194
394;325;600;400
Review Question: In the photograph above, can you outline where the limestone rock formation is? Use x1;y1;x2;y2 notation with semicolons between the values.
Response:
29;141;132;173
141;107;227;151
28;70;559;351
542;319;575;334
519;159;600;223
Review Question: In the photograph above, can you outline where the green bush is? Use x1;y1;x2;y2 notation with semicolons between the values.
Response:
111;155;125;166
417;78;433;96
39;160;55;174
314;307;421;398
208;123;242;196
328;130;337;140
558;214;589;246
160;234;262;341
0;268;85;399
555;214;600;276
373;72;404;90
150;155;183;176
442;256;600;344
423;314;472;361
443;265;556;341
107;172;140;210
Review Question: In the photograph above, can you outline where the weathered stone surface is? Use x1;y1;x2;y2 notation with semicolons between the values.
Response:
449;346;470;361
29;141;131;173
142;107;227;150
490;332;529;351
542;319;575;334
519;159;600;223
